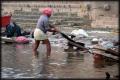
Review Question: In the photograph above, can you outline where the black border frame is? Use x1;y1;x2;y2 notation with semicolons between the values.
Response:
0;0;119;80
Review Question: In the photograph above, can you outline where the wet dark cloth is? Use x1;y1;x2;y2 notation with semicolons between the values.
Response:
22;31;30;36
5;23;22;37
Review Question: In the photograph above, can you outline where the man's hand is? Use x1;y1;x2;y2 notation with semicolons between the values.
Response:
51;28;60;33
54;28;60;32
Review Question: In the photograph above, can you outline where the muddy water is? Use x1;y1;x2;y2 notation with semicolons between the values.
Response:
1;31;118;79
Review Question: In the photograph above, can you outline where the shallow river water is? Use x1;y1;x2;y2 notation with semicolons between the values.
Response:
1;31;119;79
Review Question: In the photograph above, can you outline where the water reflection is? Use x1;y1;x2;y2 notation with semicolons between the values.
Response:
32;52;48;78
66;52;84;63
2;43;34;78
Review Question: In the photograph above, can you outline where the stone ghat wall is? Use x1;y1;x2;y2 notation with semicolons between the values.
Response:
12;10;91;30
2;1;118;31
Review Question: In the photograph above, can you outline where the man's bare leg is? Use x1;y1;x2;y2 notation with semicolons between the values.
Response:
33;40;40;56
43;39;51;58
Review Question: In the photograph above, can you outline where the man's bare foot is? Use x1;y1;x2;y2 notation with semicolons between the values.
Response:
46;56;50;59
33;51;39;58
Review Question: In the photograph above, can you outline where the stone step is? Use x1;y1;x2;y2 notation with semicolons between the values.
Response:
13;18;37;23
14;11;41;15
12;15;40;19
